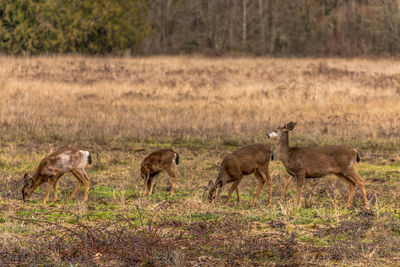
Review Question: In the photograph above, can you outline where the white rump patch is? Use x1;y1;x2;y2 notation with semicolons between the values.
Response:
172;153;178;165
79;150;90;158
76;150;90;167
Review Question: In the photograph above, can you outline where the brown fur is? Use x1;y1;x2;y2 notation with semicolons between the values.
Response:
21;148;91;203
208;144;273;206
266;122;369;209
140;149;179;196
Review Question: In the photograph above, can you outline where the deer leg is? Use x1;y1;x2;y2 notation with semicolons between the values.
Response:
43;178;53;204
346;172;370;209
148;176;156;195
336;174;356;208
236;185;242;204
70;172;83;199
146;176;152;193
165;166;177;196
143;173;150;196
70;180;83;200
253;171;266;207
73;169;90;202
281;177;292;201
295;172;305;208
52;176;62;202
80;170;91;202
227;180;241;203
263;167;273;206
215;182;223;203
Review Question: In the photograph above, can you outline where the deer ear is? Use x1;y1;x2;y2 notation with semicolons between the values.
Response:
23;173;30;183
288;122;297;130
282;121;296;131
207;181;214;191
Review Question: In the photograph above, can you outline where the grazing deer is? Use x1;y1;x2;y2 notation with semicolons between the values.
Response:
141;149;179;196
207;144;273;206
21;149;92;203
266;122;369;209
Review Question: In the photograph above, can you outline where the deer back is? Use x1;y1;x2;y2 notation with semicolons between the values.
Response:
232;144;272;172
287;145;357;177
141;149;178;175
36;149;89;178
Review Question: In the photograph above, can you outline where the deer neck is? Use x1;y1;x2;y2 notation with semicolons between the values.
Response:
276;132;290;162
29;174;44;193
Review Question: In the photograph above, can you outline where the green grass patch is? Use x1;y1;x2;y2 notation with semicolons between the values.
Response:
0;224;28;233
43;212;75;222
92;185;124;199
149;188;191;201
88;210;116;220
359;162;400;184
16;208;44;218
292;208;327;225
185;212;221;222
245;210;283;223
299;234;330;247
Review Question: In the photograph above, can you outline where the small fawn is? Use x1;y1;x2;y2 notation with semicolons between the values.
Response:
208;144;273;206
141;149;179;196
22;148;92;203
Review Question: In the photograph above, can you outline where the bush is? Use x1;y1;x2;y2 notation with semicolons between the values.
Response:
0;0;150;55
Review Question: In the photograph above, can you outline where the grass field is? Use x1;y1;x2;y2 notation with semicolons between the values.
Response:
1;56;400;266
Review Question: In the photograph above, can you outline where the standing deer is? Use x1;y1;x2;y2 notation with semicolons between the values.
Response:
266;122;369;209
21;148;92;203
207;144;273;206
141;149;179;196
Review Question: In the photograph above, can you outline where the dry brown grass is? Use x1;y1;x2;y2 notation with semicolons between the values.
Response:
1;56;400;146
1;56;400;266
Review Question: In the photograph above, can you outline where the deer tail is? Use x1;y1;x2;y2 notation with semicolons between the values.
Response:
271;152;274;161
352;148;360;163
175;153;179;165
87;152;92;165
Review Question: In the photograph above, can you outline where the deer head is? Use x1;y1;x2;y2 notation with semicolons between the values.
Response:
207;180;222;203
266;121;297;139
21;173;34;202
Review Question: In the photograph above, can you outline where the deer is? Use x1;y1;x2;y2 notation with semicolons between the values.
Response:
265;122;369;209
21;148;92;204
207;144;274;206
140;149;179;196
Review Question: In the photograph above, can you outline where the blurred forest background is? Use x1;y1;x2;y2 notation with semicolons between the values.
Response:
1;0;400;56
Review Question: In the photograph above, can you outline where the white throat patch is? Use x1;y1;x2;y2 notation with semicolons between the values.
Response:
269;131;279;138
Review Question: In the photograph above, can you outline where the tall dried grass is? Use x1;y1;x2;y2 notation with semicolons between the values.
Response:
1;56;399;146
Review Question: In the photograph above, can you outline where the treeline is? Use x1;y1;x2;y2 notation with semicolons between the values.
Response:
1;0;400;56
0;0;150;54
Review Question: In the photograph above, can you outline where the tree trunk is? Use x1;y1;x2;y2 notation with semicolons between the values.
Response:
258;0;265;53
242;0;247;49
269;0;276;54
